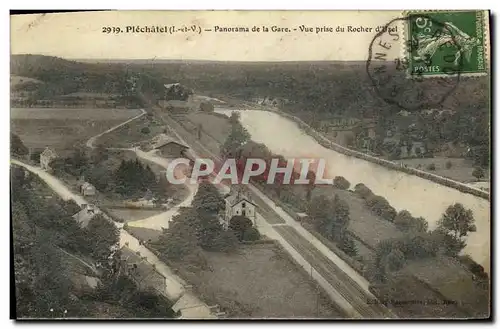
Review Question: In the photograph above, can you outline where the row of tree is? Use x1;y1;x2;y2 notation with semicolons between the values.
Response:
368;202;479;283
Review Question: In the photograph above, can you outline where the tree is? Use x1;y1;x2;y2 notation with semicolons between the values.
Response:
427;163;436;171
191;181;225;214
382;248;406;272
394;211;428;233
339;234;358;256
221;119;251;158
196;208;224;250
30;150;43;163
354;183;373;199
86;214;120;262
394;210;414;231
333;176;350;190
140;127;150;134
472;167;485;181
330;195;350;240
307;195;332;231
228;111;241;125
229;215;253;241
437;203;476;255
415;146;422;158
242;227;261;242
11;133;29;157
445;160;453;169
155;208;199;260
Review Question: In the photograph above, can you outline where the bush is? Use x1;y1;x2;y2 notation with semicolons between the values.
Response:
394;210;428;232
242;227;260;241
427;163;436;171
354;183;373;199
229;215;253;241
445;160;453;169
339;234;358;256
383;248;406;272
366;195;396;222
472;167;485;180
333;176;351;190
140;127;151;134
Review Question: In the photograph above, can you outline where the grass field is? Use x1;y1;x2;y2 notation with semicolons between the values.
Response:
106;208;164;223
96;114;170;149
398;157;490;183
174;244;343;318
11;107;141;155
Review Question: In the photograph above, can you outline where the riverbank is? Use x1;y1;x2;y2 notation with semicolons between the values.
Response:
237;105;489;201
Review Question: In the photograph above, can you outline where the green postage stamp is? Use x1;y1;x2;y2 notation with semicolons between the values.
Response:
405;10;489;77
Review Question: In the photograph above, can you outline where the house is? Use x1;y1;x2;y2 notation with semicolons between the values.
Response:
153;136;190;158
223;189;257;229
40;147;57;171
80;182;96;196
72;204;100;228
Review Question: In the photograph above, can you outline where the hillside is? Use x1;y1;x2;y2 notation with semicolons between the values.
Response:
11;54;489;123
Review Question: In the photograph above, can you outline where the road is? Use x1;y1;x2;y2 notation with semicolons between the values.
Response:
151;105;396;318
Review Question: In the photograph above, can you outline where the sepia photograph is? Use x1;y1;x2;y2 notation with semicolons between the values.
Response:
10;10;491;320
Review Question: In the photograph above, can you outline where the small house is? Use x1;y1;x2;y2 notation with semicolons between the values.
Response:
40;147;58;171
72;204;100;228
153;137;189;158
223;189;257;229
80;182;97;196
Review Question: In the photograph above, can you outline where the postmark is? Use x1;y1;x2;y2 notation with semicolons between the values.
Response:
366;15;463;112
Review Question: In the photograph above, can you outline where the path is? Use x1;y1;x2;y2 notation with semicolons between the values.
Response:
11;159;215;318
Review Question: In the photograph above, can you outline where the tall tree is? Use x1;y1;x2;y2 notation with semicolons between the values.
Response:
437;203;476;255
86;214;120;263
11;133;29;157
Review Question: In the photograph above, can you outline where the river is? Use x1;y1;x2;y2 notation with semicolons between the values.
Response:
215;109;491;272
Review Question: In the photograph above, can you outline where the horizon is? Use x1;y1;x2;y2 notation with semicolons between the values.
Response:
11;53;369;64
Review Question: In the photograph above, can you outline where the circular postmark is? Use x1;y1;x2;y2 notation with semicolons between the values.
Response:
366;15;464;112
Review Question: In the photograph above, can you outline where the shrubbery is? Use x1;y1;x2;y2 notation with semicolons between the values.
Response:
242;227;261;241
365;195;397;222
354;183;373;199
333;176;351;190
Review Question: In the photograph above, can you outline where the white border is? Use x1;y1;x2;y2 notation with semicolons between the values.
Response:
2;1;497;329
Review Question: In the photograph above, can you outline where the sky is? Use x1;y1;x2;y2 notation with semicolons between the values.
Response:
10;10;405;61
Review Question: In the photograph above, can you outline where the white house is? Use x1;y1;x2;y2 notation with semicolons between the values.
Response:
40;147;57;171
80;182;97;196
223;190;257;229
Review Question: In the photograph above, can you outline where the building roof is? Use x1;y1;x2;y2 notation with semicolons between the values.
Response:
153;135;189;150
164;83;181;89
72;206;99;228
81;182;95;190
225;192;257;208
